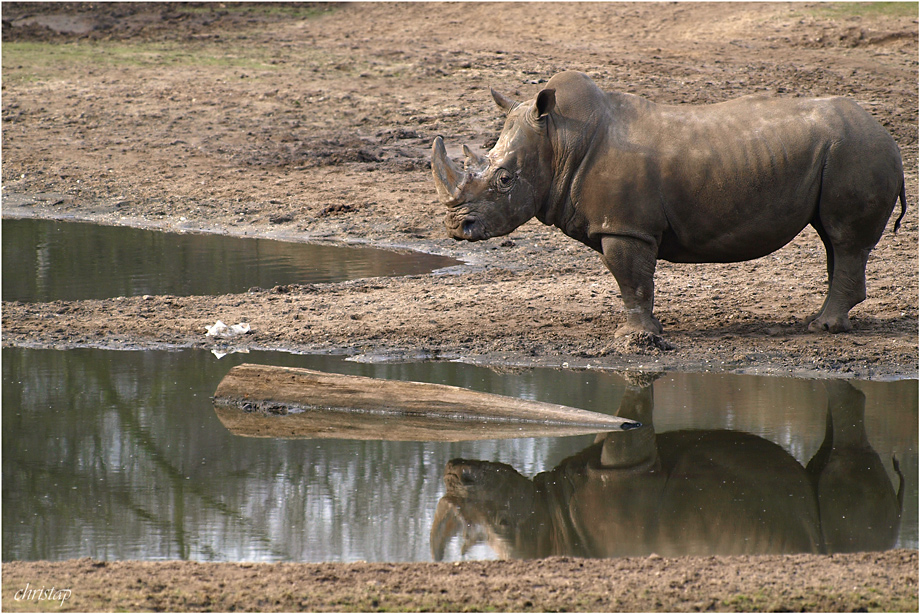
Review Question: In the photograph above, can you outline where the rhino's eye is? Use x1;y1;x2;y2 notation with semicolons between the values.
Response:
494;169;515;193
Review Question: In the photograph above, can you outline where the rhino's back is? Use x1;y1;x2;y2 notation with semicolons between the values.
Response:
576;92;901;262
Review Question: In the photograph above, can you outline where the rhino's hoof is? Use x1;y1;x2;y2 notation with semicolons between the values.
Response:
620;331;675;352
614;319;663;338
807;316;852;334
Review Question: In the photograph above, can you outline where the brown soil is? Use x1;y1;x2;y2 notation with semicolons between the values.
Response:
2;2;918;611
4;551;918;613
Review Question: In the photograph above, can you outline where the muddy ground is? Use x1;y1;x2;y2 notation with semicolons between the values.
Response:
1;2;918;612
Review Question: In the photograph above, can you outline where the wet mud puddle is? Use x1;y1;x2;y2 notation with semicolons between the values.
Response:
1;217;459;302
3;347;916;563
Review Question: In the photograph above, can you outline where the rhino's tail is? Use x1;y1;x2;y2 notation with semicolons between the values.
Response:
893;181;907;233
893;454;905;518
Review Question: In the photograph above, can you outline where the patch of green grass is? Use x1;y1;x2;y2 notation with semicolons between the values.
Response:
2;40;285;83
174;2;336;20
723;592;757;608
810;2;918;18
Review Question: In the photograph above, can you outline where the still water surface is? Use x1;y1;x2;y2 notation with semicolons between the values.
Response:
2;218;459;302
3;347;916;562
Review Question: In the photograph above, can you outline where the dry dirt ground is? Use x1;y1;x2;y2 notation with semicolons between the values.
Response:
2;2;918;612
3;551;918;613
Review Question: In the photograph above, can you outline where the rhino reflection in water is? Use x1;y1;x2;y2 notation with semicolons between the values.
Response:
431;379;903;560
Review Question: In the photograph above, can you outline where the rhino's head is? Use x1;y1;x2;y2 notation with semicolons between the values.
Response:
430;459;541;560
432;87;557;241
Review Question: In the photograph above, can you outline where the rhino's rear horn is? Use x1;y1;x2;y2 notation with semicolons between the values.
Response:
432;136;468;203
462;144;487;172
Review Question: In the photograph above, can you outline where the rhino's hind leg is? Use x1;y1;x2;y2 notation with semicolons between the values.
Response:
601;235;663;337
806;134;901;333
806;242;871;333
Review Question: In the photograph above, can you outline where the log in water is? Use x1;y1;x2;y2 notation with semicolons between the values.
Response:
213;364;639;441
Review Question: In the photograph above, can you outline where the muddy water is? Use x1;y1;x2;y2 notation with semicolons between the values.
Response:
1;218;459;302
3;347;916;563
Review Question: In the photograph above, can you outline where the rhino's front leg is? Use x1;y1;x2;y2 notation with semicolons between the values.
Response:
601;235;663;337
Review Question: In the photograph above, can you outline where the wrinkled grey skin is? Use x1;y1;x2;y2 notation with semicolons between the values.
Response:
430;379;904;560
432;71;907;336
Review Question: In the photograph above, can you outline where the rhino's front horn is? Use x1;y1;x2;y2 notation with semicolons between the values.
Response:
432;136;468;204
430;497;463;562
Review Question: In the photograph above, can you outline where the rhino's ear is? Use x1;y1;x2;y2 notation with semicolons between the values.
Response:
532;88;556;122
491;88;518;114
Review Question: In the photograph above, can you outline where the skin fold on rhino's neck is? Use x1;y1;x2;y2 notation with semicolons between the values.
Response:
539;110;606;253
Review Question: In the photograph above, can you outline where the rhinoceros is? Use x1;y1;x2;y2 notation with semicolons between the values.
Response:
432;71;907;336
430;379;904;560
